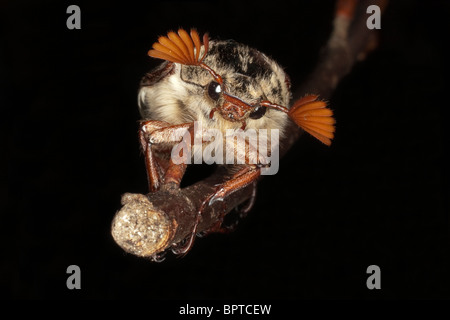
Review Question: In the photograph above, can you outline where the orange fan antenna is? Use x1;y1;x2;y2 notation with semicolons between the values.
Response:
148;28;209;66
260;95;335;146
148;28;223;84
288;95;336;146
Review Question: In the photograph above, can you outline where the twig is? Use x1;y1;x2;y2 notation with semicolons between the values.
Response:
111;0;386;259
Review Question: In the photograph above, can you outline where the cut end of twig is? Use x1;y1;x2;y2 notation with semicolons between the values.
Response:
111;193;175;257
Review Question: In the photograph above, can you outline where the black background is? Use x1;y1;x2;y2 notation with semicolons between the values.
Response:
1;0;449;299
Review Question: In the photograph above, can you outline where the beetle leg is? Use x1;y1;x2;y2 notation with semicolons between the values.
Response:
209;180;258;234
139;121;165;193
204;166;260;234
139;120;193;192
162;160;187;189
171;165;261;256
236;180;258;215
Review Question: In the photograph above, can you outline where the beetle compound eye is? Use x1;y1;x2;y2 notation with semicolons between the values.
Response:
249;105;267;120
207;81;222;101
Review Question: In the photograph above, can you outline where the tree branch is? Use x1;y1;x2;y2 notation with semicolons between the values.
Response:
111;0;386;259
